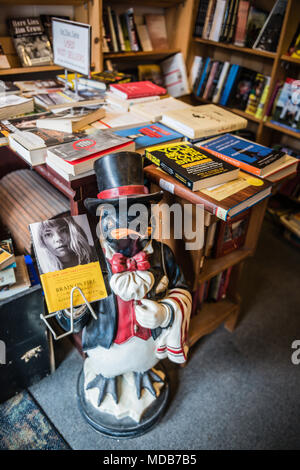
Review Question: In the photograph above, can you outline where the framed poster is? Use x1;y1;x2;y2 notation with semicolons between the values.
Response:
52;18;91;76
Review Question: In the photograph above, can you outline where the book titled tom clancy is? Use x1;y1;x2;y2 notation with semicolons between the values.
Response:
145;141;239;191
8;17;53;67
30;214;107;313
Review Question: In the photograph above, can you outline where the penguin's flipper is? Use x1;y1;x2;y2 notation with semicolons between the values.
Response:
86;373;119;406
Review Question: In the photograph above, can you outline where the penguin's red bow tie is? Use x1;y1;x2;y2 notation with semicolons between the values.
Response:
109;252;150;273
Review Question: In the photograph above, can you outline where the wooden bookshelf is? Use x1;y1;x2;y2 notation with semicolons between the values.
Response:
194;37;276;60
104;49;181;60
198;249;252;284
189;299;239;346
0;65;63;76
190;0;300;149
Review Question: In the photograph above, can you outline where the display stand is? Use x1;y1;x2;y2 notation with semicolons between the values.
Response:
40;286;97;341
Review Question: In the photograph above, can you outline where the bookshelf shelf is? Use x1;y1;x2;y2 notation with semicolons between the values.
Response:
264;121;300;139
280;54;300;64
104;50;181;60
193;37;276;60
198;249;252;284
0;0;85;4
189;299;239;346
0;65;64;76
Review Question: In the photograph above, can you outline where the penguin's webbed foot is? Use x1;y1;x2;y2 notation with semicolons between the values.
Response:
134;369;164;400
86;373;119;406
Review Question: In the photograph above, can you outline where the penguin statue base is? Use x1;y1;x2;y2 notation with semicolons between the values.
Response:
77;364;169;439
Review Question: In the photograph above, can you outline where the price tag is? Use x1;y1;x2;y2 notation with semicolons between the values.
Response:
52;18;91;76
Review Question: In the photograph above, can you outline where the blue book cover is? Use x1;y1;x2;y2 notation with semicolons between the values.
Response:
199;133;286;175
196;57;211;97
220;65;239;106
114;123;183;149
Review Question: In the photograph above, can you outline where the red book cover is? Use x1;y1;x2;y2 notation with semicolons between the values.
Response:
109;80;167;99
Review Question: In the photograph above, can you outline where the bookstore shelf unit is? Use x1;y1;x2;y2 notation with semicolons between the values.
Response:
189;0;300;150
151;184;269;347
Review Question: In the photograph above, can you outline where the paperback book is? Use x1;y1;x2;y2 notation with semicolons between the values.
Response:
109;80;167;99
8;17;53;67
46;130;135;175
114;123;184;150
270;78;300;133
145;141;239;191
198;133;287;176
29;214;107;313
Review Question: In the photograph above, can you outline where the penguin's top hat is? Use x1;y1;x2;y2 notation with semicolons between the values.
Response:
84;151;163;214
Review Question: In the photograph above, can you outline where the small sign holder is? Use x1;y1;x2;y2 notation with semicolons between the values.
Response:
40;286;97;341
52;17;91;98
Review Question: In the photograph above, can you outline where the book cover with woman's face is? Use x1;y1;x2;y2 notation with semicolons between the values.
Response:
30;214;107;313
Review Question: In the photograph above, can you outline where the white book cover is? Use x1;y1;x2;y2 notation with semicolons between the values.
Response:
46;158;95;181
189;56;202;89
90;107;151;130
161;53;190;98
161;104;247;139
0;94;31;108
131;97;191;122
0;266;16;287
209;0;227;42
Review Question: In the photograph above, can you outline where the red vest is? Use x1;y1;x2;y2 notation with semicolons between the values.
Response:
114;297;151;344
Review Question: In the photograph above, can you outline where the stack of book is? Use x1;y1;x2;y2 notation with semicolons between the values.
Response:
0;239;33;300
194;0;287;52
192;56;270;118
103;7;169;53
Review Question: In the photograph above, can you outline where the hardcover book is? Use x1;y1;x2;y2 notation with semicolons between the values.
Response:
227;67;257;110
109;80;166;99
198;133;287;176
29;214;107;313
0;95;34;120
114;123;183;149
145;142;239;191
8;17;53;67
36;105;106;133
46;130;135;175
161;53;190;98
161;104;247;139
245;6;268;48
144;164;272;221
90;107;150;131
78;71;132;90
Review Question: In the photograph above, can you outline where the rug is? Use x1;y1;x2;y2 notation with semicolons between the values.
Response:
0;390;70;450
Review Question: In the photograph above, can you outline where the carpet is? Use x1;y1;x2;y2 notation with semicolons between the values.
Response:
0;390;70;450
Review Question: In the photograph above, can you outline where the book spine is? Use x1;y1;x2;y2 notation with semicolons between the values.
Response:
198;145;260;175
226;0;239;43
196;57;211;96
111;9;122;52
234;1;251;47
102;11;114;52
209;0;227;42
219;0;232;42
119;14;132;51
144;165;229;221
107;6;119;52
115;14;126;52
212;61;230;102
219;64;237;105
202;0;217;39
202;61;219;99
255;76;270;119
194;0;210;37
125;8;140;52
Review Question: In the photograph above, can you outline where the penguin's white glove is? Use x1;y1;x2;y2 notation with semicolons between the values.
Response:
135;299;171;329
